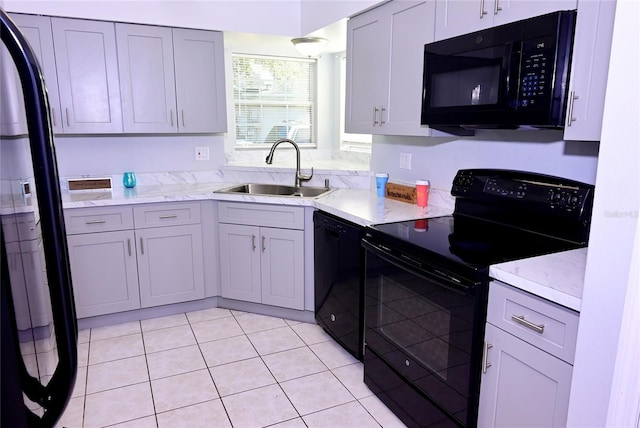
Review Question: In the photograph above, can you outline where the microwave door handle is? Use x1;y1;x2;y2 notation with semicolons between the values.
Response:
503;41;521;107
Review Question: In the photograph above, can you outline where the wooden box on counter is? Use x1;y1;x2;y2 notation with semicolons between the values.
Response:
385;182;416;204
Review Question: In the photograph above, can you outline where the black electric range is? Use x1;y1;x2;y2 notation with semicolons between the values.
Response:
362;169;594;428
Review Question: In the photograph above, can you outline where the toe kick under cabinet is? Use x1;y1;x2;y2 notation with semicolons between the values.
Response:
218;202;304;310
478;280;579;427
65;202;205;318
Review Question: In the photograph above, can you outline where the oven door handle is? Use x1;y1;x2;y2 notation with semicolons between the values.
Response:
362;238;475;295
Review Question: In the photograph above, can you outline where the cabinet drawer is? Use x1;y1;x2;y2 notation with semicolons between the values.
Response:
487;280;579;364
133;202;201;229
65;206;134;234
218;202;304;230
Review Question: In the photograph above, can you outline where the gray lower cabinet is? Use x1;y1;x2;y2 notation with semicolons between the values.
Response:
478;280;579;427
218;202;305;310
136;224;204;308
67;230;140;318
65;202;204;318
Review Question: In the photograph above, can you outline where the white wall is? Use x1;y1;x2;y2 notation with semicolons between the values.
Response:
53;134;225;179
300;0;380;34
4;1;302;36
370;131;600;190
567;0;640;425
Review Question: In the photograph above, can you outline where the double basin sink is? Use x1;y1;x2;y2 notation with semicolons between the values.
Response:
215;183;333;198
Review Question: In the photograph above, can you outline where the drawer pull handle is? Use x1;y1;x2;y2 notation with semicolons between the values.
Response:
512;315;545;334
159;215;178;219
85;220;106;225
482;341;493;374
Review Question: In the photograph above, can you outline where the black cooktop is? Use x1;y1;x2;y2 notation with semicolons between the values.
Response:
366;169;594;276
369;214;584;270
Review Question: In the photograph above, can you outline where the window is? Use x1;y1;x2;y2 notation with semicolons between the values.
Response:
233;54;317;148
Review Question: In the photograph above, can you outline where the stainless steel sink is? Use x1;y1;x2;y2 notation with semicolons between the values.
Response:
215;183;333;198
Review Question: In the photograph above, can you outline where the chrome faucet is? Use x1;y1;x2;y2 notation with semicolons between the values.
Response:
265;138;313;187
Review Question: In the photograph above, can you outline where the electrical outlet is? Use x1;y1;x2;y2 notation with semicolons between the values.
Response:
400;152;412;170
195;147;209;161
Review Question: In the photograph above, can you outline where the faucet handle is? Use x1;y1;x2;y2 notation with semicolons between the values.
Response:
297;167;314;182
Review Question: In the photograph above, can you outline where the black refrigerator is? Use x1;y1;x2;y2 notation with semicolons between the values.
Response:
1;9;77;427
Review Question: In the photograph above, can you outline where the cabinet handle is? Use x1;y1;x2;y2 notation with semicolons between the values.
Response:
480;0;488;18
252;234;256;251
65;108;71;127
567;91;578;127
482;341;493;373
85;220;106;225
51;108;57;127
494;0;502;15
170;109;175;127
380;106;386;126
511;314;545;334
262;236;266;252
139;237;144;255
181;110;186;127
158;214;178;220
373;106;379;126
127;238;132;257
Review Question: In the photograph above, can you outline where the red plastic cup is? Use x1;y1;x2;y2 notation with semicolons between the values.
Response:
416;180;430;207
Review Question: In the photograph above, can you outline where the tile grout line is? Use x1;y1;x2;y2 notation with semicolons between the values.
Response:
137;320;159;428
190;310;235;427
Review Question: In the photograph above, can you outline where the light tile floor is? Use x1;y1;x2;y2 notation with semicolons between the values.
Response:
58;308;406;427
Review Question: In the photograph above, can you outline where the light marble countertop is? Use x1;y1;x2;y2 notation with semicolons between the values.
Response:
489;248;588;312
59;183;454;226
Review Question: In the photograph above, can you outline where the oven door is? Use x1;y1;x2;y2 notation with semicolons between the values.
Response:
362;238;487;427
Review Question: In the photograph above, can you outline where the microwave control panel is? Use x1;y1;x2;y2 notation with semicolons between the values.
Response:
518;36;555;109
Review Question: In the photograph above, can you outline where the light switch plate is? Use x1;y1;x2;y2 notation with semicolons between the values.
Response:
400;152;412;170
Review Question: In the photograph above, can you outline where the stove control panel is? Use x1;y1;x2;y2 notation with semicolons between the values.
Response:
452;169;594;215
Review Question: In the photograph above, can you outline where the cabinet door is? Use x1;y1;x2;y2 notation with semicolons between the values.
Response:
478;323;573;427
173;28;227;133
345;7;385;134
381;0;434;136
116;23;178;133
435;0;578;41
434;0;494;41
0;45;27;136
260;228;304;310
136;224;205;308
51;17;122;133
492;0;577;26
218;223;262;304
563;0;616;141
2;14;62;135
67;230;139;318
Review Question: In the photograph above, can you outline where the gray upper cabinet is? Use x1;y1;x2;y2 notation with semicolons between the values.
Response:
434;0;577;41
51;17;123;133
345;0;435;136
116;25;227;134
563;0;616;141
116;23;177;133
172;28;227;133
1;13;62;135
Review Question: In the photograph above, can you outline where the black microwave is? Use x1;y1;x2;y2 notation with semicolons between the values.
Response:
421;10;577;134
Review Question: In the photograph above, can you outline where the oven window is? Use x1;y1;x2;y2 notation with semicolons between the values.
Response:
365;250;479;424
379;274;452;381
